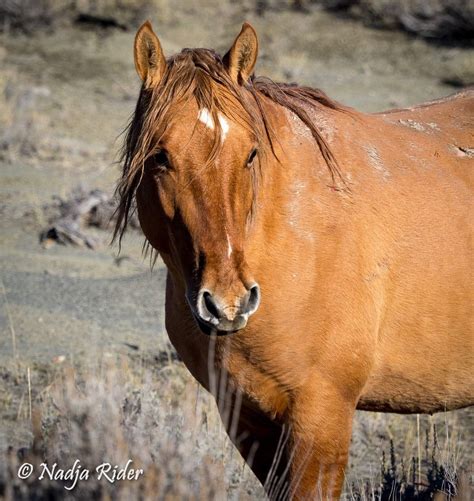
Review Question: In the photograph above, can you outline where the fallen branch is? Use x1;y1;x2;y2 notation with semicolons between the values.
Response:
39;186;139;249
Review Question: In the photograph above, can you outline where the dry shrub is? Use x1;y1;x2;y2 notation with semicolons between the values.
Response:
314;0;474;41
348;407;472;500
0;83;51;162
0;0;70;32
347;433;470;500
0;357;263;500
3;0;472;41
0;0;153;33
251;0;473;41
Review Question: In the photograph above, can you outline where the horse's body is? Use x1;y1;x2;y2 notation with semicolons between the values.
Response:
117;22;473;499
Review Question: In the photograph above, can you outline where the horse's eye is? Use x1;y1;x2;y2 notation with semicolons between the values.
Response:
148;150;169;172
247;148;258;167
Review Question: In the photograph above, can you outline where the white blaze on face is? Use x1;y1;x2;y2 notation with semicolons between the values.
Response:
198;108;214;129
198;108;230;141
226;233;233;258
218;114;229;141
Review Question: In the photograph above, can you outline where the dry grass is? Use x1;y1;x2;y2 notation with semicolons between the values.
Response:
346;418;471;500
0;355;264;500
0;354;471;500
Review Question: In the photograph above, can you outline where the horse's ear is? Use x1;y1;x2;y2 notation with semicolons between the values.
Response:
224;22;258;85
134;21;166;87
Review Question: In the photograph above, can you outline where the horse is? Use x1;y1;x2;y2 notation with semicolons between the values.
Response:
114;21;473;499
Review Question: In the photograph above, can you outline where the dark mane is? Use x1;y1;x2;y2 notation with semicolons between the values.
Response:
113;48;349;244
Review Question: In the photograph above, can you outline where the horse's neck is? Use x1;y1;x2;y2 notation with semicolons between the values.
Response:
252;98;350;261
259;98;339;206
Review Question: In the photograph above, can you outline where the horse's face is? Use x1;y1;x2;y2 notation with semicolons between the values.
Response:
131;22;261;335
137;101;261;334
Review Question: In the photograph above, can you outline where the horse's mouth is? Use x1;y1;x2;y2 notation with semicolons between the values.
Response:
186;293;249;336
192;313;238;336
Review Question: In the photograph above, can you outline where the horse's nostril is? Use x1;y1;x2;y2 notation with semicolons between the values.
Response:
196;289;221;325
203;291;220;319
246;283;261;315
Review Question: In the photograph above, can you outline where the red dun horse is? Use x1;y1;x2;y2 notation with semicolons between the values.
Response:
115;21;473;499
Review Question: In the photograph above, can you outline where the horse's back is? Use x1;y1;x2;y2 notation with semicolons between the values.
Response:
378;89;474;155
352;89;474;192
379;88;474;120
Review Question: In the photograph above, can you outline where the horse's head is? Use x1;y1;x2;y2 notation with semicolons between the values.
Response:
117;22;266;335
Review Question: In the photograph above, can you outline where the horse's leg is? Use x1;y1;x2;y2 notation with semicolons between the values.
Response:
218;397;291;498
287;380;356;500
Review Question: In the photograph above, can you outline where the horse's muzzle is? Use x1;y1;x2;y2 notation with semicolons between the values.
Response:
193;283;260;335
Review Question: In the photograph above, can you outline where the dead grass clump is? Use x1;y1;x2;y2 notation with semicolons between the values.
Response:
347;421;470;500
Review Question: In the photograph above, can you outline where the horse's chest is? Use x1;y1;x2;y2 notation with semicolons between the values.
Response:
218;341;300;419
